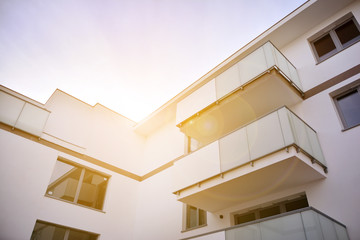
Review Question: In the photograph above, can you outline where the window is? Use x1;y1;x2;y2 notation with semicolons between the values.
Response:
331;80;360;130
234;195;308;226
46;159;109;210
31;220;98;240
310;15;360;62
184;204;207;231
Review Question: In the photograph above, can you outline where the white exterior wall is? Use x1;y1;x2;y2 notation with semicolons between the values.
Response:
280;1;360;92
44;90;146;174
0;129;140;240
141;117;184;175
1;1;360;239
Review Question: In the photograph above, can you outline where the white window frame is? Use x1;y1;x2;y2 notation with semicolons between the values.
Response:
182;204;207;232
331;79;360;130
309;14;360;63
45;158;110;211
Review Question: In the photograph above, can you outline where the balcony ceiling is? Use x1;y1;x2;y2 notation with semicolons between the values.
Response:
180;69;302;143
177;148;326;212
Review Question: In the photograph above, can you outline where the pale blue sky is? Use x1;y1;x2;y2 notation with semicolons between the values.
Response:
0;0;305;122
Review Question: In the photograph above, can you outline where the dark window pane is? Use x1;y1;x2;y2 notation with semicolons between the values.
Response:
31;222;66;240
313;34;336;58
187;206;198;229
234;212;256;225
77;170;108;210
285;197;309;212
46;161;82;202
335;19;360;47
199;209;206;226
259;206;280;219
337;90;360;128
68;229;98;240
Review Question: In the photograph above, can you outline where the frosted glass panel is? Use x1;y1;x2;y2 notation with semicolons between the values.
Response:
0;91;25;126
301;210;324;240
192;231;225;240
263;42;276;68
219;128;250;172
247;111;285;160
260;213;306;240
176;79;217;125
216;64;241;99
277;108;295;146
319;214;337;240
238;47;268;85
16;103;50;136
274;48;291;79
289;114;313;156
226;223;261;240
334;222;349;240
288;61;302;90
306;127;326;166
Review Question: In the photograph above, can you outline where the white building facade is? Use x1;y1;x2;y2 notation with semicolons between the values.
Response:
1;0;360;239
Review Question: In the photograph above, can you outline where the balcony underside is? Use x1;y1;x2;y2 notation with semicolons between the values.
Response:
180;69;303;144
176;146;326;212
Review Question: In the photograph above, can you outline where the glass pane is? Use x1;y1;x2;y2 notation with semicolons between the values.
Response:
259;206;280;219
46;161;82;202
260;213;306;240
199;209;206;226
68;229;98;240
301;210;324;240
187;206;198;229
226;223;261;240
335;19;360;47
77;170;108;209
337;90;360;128
313;34;336;58
318;214;337;240
31;222;66;240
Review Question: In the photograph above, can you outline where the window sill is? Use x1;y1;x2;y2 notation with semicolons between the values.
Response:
341;122;360;132
181;224;207;233
44;195;106;213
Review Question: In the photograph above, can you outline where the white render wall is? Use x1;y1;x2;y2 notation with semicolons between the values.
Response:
0;129;140;240
44;90;146;175
1;1;360;240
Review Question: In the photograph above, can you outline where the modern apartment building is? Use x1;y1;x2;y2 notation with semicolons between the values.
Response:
1;0;360;239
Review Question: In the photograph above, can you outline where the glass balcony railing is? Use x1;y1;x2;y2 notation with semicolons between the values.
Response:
0;90;50;137
176;42;303;126
220;106;326;172
182;208;349;240
173;107;326;193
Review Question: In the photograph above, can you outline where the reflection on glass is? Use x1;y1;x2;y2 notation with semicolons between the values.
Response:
68;229;98;240
46;161;82;202
335;19;360;47
31;221;66;240
46;160;108;210
314;34;336;58
78;171;107;210
337;89;360;128
31;221;98;240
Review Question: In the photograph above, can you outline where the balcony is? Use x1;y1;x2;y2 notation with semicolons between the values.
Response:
176;42;303;136
172;107;327;212
0;90;50;137
181;207;349;240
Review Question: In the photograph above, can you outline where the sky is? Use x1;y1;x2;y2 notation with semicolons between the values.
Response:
0;0;306;122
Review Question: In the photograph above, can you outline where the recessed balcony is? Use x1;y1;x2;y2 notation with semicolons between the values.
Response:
0;90;50;137
172;107;327;212
176;42;304;150
181;207;349;240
